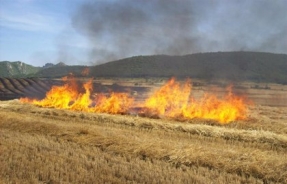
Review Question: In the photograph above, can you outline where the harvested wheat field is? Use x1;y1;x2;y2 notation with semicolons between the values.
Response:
0;99;287;183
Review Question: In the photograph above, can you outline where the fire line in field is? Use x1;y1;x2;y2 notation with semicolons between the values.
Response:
20;76;250;124
140;78;248;123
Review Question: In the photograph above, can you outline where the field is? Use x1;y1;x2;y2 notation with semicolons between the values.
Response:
1;78;287;183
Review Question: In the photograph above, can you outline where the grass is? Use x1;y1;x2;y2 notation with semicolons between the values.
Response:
1;100;287;183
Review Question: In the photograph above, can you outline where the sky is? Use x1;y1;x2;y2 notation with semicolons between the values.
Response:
0;0;286;67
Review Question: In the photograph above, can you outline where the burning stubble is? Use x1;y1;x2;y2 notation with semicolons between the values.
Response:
20;77;251;124
71;0;287;64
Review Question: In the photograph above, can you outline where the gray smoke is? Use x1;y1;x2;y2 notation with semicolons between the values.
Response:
72;0;287;64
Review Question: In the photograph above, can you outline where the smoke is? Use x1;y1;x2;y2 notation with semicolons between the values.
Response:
72;0;287;64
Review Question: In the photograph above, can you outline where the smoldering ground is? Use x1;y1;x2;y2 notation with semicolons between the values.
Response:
71;0;287;64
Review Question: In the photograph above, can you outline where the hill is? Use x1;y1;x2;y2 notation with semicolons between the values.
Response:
2;52;287;84
0;61;40;77
35;65;87;78
0;61;87;78
89;51;287;84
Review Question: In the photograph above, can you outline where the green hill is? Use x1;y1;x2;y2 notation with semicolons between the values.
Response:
2;52;287;84
89;51;287;84
0;61;87;78
0;61;40;77
35;65;87;78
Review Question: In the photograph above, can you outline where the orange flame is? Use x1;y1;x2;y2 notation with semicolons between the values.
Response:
141;78;249;124
142;78;191;117
69;79;93;112
32;76;79;109
20;76;134;114
81;68;90;76
94;93;133;114
19;97;36;103
20;77;251;124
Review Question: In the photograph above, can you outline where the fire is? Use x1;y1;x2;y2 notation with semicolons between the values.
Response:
20;77;251;124
19;97;35;103
81;67;90;76
69;79;93;112
94;93;133;114
141;78;248;124
142;78;191;117
20;76;133;114
32;76;79;109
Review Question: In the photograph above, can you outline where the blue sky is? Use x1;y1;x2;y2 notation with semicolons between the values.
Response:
0;0;89;66
1;0;287;67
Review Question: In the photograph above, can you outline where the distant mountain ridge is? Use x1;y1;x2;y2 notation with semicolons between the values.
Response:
35;65;87;78
89;51;287;84
0;61;85;78
1;51;287;84
0;61;40;77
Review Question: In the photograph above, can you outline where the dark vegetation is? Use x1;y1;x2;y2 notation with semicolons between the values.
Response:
1;52;287;84
35;65;87;78
90;51;287;84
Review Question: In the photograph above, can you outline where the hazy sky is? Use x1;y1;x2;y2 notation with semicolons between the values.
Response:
0;0;286;66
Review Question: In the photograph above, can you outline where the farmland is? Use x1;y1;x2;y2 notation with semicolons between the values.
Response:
1;78;287;183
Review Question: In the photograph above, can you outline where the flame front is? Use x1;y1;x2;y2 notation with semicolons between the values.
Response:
20;77;250;124
141;78;248;124
69;79;93;112
33;76;79;109
20;76;133;114
94;93;133;114
142;78;191;117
